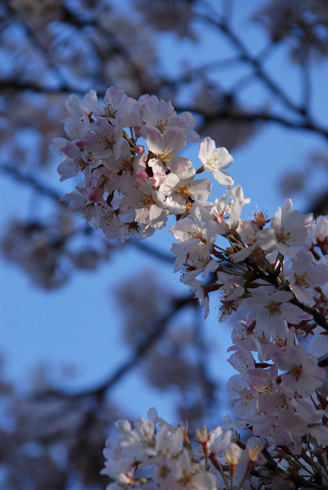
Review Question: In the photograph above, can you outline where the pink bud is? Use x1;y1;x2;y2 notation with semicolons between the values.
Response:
135;145;144;154
87;187;104;203
75;139;84;149
135;171;148;183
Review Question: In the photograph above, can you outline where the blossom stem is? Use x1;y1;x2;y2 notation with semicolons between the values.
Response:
123;129;136;149
237;461;252;490
209;453;229;487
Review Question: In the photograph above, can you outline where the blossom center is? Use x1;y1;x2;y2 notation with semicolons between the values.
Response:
265;300;281;317
177;184;190;196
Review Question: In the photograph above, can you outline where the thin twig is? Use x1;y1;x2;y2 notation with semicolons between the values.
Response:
197;13;308;117
0;162;65;205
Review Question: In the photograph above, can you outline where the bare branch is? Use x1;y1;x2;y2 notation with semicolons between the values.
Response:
4;0;69;86
301;54;312;115
0;162;64;205
34;294;197;401
0;162;175;264
176;106;328;140
2;79;328;142
198;13;309;117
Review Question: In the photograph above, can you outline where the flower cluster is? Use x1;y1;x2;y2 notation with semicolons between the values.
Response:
227;319;327;446
54;87;328;489
51;86;224;241
102;407;264;490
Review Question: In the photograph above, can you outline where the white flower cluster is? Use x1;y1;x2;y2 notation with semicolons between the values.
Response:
52;87;232;241
101;407;263;490
227;318;327;446
54;87;328;489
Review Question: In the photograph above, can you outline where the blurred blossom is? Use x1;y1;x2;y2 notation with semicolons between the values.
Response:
133;0;197;41
255;0;328;62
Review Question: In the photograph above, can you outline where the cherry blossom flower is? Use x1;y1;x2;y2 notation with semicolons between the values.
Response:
55;88;328;488
288;249;328;305
224;442;242;466
309;326;328;357
84;86;128;120
226;184;250;228
51;138;87;181
84;118;122;156
60;185;98;224
245;437;264;462
145;127;187;163
258;199;312;258
160;167;212;214
65;89;98;118
247;287;303;337
198;136;234;186
140;97;199;142
273;343;325;396
230;220;261;262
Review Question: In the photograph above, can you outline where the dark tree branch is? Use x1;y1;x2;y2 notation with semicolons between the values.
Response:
3;0;69;86
176;106;328;140
128;238;174;264
34;294;197;401
301;54;312;115
0;79;96;96
159;56;246;90
2;79;328;140
198;13;309;118
306;190;328;217
0;162;174;264
0;162;65;205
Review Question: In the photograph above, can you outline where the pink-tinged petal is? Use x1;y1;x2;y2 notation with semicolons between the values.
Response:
257;228;277;252
146;127;187;157
166;156;194;175
159;172;180;194
62;118;84;141
282;198;293;213
212;169;234;186
66;94;82;117
207;147;233;169
57;157;84;181
162;127;187;154
87;187;104;203
309;327;328;357
61;140;82;159
165;195;187;214
176;165;196;182
103;87;127;118
230;245;255;262
292;249;313;275
50;137;70;153
277;242;296;259
145;127;164;154
189;179;212;201
291;284;314;305
271;207;282;232
170;217;200;242
308;425;328;444
81;89;102;114
198;136;216;164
